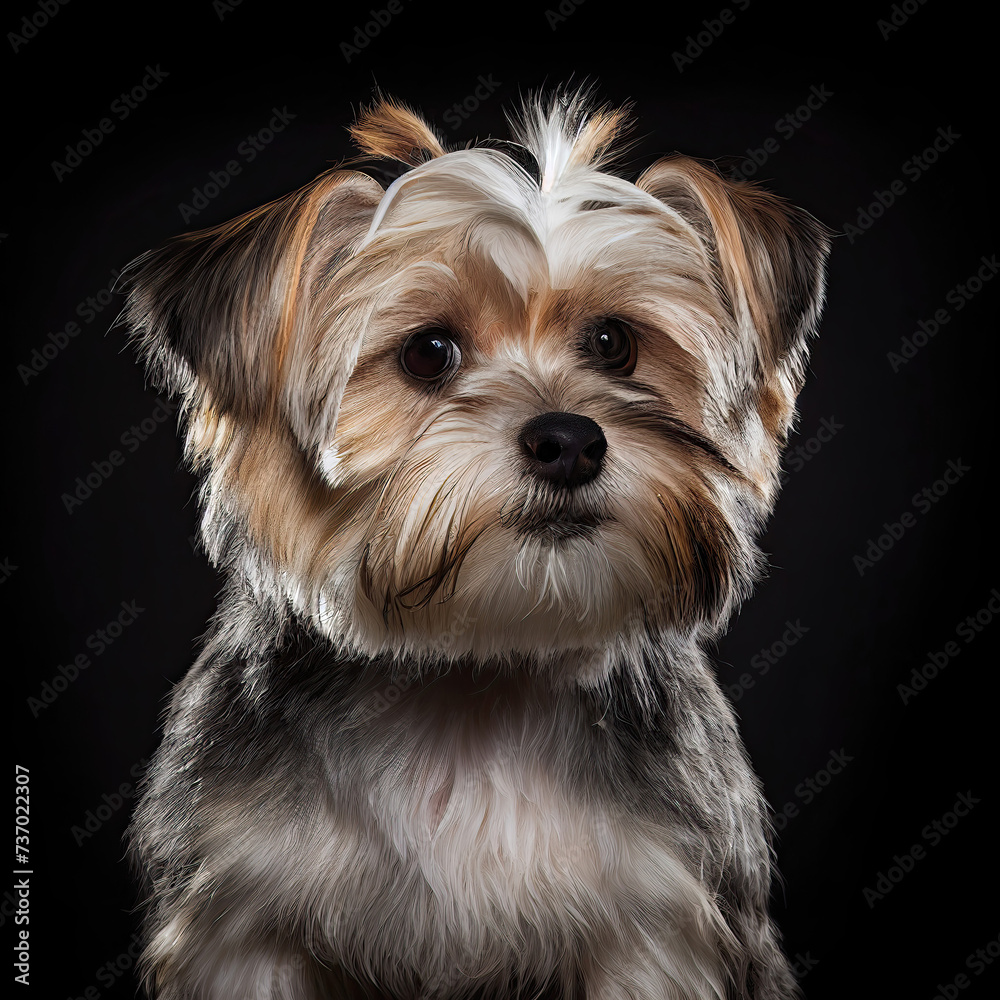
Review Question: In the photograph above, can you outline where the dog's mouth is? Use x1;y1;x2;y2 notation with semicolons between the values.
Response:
514;508;611;541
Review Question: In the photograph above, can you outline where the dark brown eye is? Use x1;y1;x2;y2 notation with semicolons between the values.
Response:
588;319;637;375
400;329;460;381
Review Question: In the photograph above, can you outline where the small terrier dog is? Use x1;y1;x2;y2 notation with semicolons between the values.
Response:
125;89;829;999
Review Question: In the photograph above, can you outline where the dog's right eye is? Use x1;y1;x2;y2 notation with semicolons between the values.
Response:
400;329;461;381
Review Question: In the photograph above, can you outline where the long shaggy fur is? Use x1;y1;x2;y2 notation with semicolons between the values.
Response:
124;88;829;999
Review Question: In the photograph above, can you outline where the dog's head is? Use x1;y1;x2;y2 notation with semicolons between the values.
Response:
124;90;829;667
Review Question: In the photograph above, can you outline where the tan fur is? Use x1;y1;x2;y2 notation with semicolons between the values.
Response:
349;96;447;164
637;157;819;410
570;107;632;171
168;121;816;655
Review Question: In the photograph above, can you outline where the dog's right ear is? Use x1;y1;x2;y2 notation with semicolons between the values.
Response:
122;169;385;445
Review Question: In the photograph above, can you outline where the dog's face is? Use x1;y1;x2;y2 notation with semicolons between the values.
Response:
126;94;828;667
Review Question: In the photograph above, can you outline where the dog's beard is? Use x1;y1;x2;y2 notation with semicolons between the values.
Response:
302;411;760;666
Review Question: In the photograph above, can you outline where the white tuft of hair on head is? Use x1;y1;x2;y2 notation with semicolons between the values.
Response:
510;85;632;194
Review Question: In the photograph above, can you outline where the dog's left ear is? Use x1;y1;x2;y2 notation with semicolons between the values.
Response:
638;156;831;442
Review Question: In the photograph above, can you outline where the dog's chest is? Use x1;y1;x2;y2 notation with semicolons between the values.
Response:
393;729;590;885
320;675;622;934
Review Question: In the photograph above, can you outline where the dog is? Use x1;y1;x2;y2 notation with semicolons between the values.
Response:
123;88;829;999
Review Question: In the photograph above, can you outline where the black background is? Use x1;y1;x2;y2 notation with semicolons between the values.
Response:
6;1;998;998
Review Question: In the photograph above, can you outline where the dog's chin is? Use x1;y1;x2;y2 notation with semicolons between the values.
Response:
304;514;689;672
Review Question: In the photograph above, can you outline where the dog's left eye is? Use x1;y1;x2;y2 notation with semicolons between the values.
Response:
587;319;637;375
400;329;461;381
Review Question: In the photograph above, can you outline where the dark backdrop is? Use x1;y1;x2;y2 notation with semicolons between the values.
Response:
7;2;997;998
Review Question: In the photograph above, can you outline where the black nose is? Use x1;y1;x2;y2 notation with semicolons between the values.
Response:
518;412;607;488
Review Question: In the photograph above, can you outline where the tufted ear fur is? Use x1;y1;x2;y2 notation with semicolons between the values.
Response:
637;156;830;442
122;169;386;459
349;96;447;165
